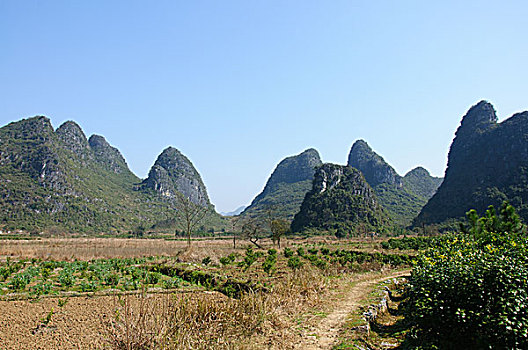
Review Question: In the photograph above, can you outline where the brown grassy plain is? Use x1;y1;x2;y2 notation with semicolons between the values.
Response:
0;236;405;349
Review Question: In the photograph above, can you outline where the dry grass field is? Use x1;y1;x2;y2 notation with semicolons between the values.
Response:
0;236;410;349
0;235;388;261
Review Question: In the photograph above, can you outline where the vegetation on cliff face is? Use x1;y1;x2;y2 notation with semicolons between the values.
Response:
291;163;390;235
415;101;528;227
242;148;322;220
348;140;442;227
0;116;226;233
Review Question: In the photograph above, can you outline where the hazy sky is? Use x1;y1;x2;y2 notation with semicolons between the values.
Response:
1;1;527;212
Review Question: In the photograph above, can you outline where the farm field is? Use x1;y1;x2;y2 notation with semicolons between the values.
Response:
0;236;413;349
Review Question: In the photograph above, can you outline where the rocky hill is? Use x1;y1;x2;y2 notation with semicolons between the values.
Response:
415;101;528;226
348;140;402;188
140;147;210;207
0;116;225;233
347;140;442;226
291;163;390;234
241;148;322;220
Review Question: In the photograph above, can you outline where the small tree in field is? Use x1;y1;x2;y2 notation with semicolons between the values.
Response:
174;192;209;247
230;216;241;249
270;219;289;248
264;205;290;247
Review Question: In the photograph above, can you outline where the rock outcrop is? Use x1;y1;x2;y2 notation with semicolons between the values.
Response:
88;134;130;174
56;121;91;160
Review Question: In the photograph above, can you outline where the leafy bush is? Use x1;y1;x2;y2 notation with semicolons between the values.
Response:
405;203;528;349
381;236;436;250
30;281;52;296
220;253;237;266
237;248;257;271
103;272;120;286
296;247;305;257
163;278;180;289
262;251;277;275
9;273;29;291
283;247;294;258
307;248;318;255
145;272;161;285
287;256;303;270
80;280;98;292
0;267;10;281
58;269;75;287
202;256;212;266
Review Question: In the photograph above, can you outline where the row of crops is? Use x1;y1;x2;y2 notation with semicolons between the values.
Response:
380;236;439;250
215;245;413;277
0;257;187;297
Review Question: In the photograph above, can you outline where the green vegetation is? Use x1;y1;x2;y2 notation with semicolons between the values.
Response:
381;236;438;250
262;249;277;275
405;202;528;349
0;257;193;297
291;164;390;234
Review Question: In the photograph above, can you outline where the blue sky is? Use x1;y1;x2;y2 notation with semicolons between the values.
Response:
1;1;527;213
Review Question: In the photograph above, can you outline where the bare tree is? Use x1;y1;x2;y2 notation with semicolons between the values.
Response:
240;218;263;249
174;192;209;247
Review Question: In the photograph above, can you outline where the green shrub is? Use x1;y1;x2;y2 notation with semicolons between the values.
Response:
36;281;53;295
237;248;257;271
58;269;75;287
405;203;528;349
262;253;277;275
162;278;180;289
103;272;120;286
145;272;161;285
80;280;98;292
0;267;10;281
307;248;318;255
287;256;303;270
283;247;294;258
220;253;237;266
9;273;29;291
202;256;212;266
296;247;305;257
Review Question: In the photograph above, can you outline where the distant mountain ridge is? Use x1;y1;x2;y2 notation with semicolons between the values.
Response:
347;140;442;226
415;101;528;226
220;206;246;217
241;148;322;220
0;116;225;233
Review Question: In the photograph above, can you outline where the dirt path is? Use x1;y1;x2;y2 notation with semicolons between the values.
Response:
296;269;410;350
